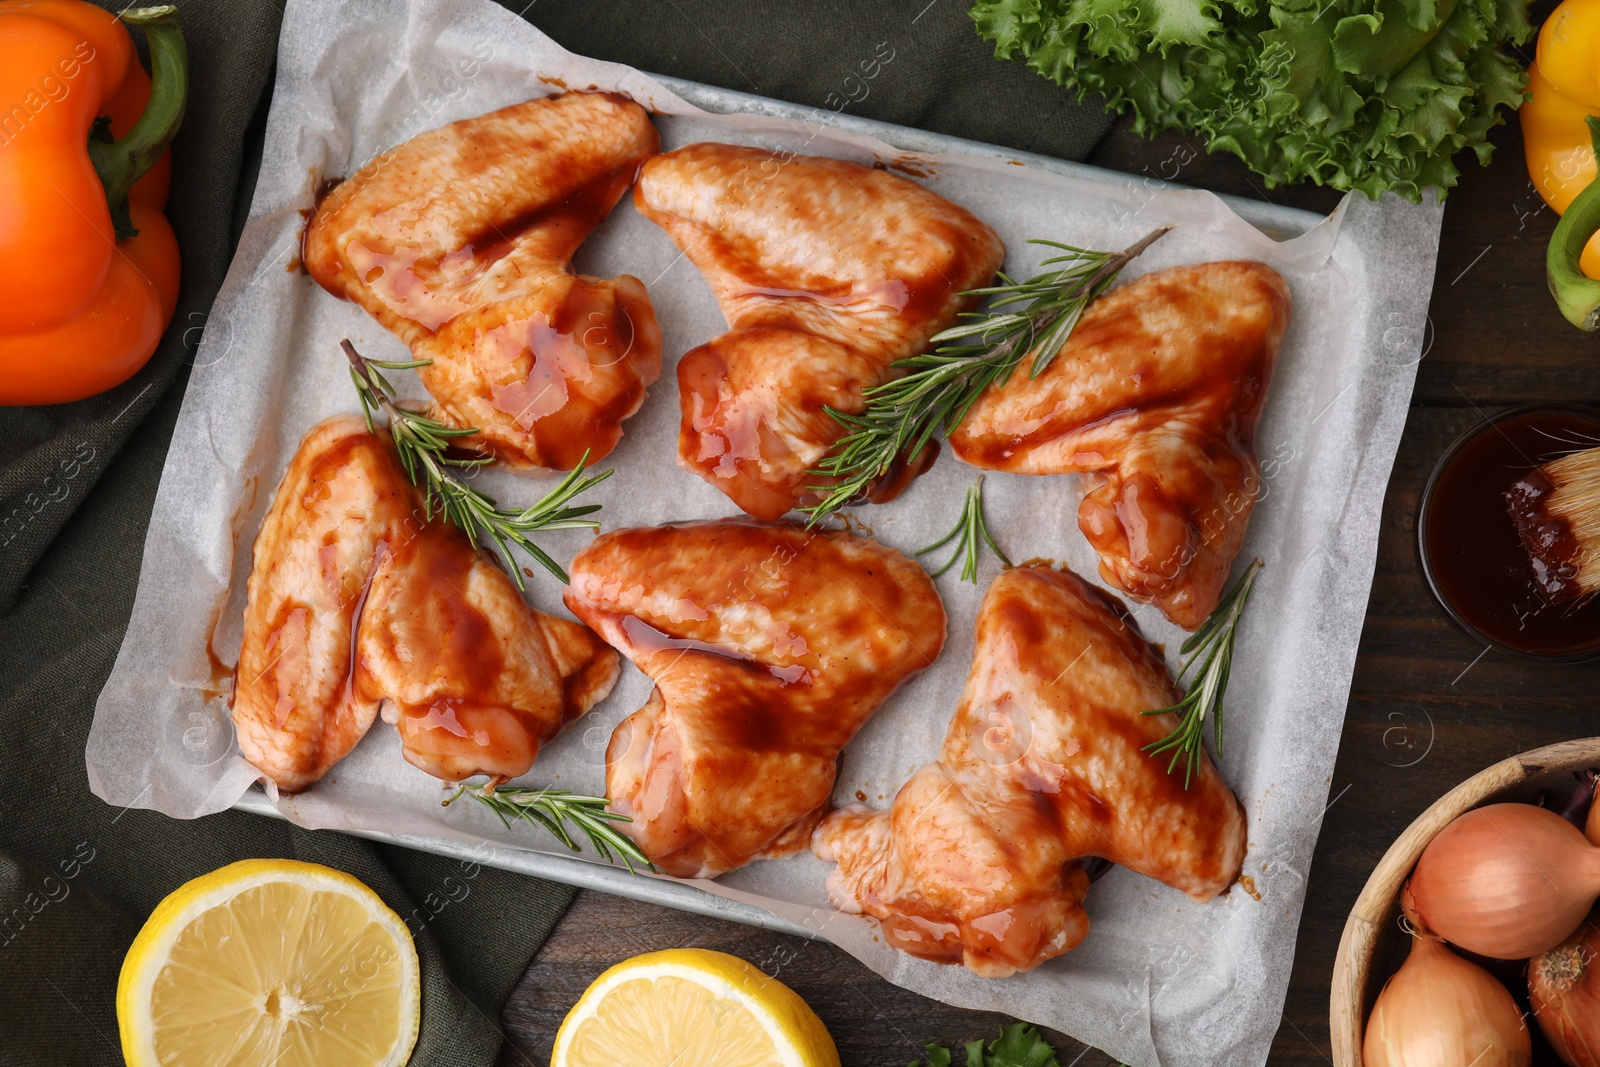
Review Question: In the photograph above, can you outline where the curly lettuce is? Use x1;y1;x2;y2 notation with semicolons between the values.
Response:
971;0;1531;199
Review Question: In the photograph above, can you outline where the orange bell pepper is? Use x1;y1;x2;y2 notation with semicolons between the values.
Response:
1525;0;1600;280
0;2;185;405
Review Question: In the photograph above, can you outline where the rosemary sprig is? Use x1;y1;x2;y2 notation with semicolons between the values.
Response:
802;226;1171;524
343;340;611;587
916;476;1011;582
443;783;654;874
1143;558;1263;788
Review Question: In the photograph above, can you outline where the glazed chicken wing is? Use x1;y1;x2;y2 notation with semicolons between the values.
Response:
563;520;946;876
951;261;1290;629
232;418;413;792
634;144;1004;519
232;415;619;791
812;563;1247;977
355;521;619;783
304;93;662;469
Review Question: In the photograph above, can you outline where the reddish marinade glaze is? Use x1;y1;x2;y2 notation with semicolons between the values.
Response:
1421;407;1600;658
632;142;1006;519
562;518;947;877
1507;465;1588;603
949;260;1290;631
231;416;617;793
300;91;662;470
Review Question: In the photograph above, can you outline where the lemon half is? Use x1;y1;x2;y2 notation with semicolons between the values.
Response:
551;947;840;1067
117;858;420;1067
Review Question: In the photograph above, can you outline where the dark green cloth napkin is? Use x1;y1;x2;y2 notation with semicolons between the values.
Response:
522;0;1114;161
0;1;1111;1064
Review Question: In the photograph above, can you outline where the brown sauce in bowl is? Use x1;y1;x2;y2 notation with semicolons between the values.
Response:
1418;404;1600;660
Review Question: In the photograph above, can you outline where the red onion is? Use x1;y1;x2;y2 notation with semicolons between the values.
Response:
1409;802;1600;959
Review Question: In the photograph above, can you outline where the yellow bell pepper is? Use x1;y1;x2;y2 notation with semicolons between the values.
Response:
1526;0;1600;280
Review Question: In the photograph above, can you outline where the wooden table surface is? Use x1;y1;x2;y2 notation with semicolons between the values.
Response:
496;110;1596;1066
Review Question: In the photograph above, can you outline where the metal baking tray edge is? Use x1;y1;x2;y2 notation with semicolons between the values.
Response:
230;75;1328;942
233;789;824;938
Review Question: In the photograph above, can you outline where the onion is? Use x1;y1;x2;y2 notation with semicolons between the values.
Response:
1587;789;1600;846
1530;907;1600;1067
1409;802;1600;959
1364;893;1531;1067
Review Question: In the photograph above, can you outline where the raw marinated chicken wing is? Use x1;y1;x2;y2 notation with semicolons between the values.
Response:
634;144;1004;519
232;415;619;791
951;261;1291;629
355;520;619;783
563;520;946;877
304;93;662;469
812;562;1247;977
232;418;412;792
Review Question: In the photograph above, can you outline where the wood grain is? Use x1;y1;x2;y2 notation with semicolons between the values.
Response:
500;110;1600;1066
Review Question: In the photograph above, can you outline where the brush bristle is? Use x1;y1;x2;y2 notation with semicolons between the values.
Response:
1509;445;1600;602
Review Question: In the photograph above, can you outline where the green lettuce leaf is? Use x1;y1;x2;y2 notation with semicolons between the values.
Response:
971;0;1531;199
908;1023;1062;1067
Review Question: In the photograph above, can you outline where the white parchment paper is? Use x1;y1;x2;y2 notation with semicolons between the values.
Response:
87;0;1444;1062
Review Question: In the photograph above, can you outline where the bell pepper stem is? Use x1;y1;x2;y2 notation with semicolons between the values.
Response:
1548;116;1600;331
87;5;187;242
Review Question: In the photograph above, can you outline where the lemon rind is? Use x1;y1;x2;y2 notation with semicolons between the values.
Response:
550;948;839;1067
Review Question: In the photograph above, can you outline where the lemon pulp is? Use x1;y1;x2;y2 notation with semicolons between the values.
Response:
118;859;419;1067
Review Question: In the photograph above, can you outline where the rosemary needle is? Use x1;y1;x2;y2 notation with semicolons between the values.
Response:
443;783;653;874
342;339;611;588
1143;558;1263;788
916;475;1011;582
802;226;1171;524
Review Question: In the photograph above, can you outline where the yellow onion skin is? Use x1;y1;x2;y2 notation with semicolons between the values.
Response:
1364;930;1531;1067
1530;909;1600;1067
1410;803;1600;959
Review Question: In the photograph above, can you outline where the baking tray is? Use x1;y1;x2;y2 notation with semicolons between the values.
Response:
230;73;1326;942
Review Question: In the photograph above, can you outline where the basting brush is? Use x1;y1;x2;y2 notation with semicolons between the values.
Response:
1507;445;1600;604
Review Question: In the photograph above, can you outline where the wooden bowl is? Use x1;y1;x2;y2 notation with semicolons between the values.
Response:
1330;737;1600;1065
